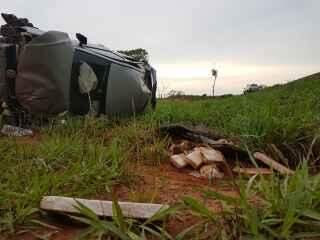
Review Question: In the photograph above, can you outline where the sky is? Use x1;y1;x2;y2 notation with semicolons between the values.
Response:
2;0;320;96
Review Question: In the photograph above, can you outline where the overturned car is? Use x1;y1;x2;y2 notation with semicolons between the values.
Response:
0;13;157;126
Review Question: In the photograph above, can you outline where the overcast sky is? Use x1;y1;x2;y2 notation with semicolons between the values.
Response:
2;0;319;95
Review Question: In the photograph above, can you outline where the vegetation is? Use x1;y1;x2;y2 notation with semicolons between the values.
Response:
182;160;320;239
0;73;320;238
117;48;149;62
153;73;320;148
73;199;179;239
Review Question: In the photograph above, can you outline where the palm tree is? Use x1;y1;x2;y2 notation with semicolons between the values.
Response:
211;69;218;96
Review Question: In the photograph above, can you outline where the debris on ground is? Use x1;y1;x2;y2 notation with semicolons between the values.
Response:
163;124;295;179
185;148;204;169
160;124;248;159
199;146;225;164
170;154;188;168
168;141;229;179
200;164;224;179
1;124;33;137
232;167;273;176
254;152;294;175
169;140;194;154
40;196;169;219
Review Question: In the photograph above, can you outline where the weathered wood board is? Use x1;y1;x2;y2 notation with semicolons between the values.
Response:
185;148;204;169
170;153;188;168
254;152;294;175
232;167;273;175
40;196;168;219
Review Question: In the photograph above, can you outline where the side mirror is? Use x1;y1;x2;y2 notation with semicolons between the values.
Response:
76;33;87;47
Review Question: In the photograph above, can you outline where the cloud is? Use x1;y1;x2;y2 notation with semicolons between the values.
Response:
1;0;319;94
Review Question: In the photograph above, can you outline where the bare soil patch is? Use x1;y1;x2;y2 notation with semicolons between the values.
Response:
5;161;237;239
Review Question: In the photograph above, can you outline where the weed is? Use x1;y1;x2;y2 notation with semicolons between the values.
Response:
179;162;320;239
72;198;179;240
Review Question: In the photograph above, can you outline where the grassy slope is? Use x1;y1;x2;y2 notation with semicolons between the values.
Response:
0;72;319;233
147;73;320;147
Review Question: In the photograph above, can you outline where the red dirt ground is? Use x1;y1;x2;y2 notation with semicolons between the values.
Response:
5;162;238;239
114;162;238;205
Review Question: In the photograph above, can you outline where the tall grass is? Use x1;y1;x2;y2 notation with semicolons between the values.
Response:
143;73;320;149
179;161;320;239
0;116;169;233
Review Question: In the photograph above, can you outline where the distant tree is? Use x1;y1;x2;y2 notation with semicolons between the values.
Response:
118;48;149;62
211;68;218;96
167;90;185;98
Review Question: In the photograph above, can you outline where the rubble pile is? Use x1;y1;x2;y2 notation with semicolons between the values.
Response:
169;140;231;179
169;139;294;179
162;124;294;179
168;139;294;179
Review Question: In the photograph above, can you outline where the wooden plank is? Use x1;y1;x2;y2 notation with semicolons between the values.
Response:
199;147;225;163
170;153;188;168
185;148;204;169
40;196;168;219
232;167;272;175
253;152;294;175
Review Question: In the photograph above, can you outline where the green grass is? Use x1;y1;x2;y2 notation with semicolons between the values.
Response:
0;118;125;232
176;161;320;239
0;117;169;234
0;72;320;237
146;73;320;148
73;198;179;240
